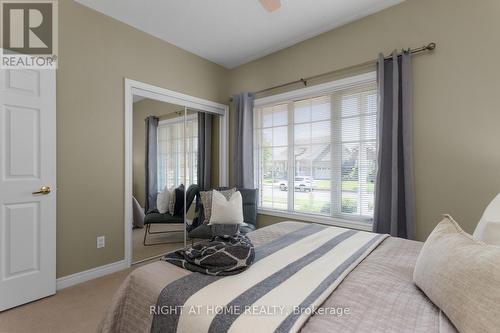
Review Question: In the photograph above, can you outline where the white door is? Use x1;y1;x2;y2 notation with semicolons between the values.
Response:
0;68;56;311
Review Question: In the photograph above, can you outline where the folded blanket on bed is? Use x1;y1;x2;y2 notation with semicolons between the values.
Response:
152;224;388;333
162;234;255;276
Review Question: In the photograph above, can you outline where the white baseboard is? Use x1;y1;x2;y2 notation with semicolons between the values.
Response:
56;259;130;290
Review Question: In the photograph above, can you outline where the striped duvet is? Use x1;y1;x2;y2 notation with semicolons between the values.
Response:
151;224;387;333
99;222;456;333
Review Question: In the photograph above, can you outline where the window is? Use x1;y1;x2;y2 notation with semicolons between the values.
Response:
254;73;377;225
157;115;198;191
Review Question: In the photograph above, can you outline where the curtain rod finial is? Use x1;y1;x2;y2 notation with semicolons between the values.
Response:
426;42;436;50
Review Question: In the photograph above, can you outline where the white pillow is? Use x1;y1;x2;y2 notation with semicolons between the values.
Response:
156;186;173;214
209;190;244;225
473;193;500;246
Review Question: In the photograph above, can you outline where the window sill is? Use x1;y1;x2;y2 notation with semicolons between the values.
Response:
257;209;373;232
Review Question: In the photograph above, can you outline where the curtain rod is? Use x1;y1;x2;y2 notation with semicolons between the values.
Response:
250;42;436;96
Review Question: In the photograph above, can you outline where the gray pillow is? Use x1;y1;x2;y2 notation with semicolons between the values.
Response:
211;224;240;237
199;188;236;224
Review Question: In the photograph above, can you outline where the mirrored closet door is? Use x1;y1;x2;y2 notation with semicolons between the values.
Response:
129;88;227;265
132;98;188;263
183;108;223;241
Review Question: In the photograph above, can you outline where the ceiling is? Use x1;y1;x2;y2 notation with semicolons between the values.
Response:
75;0;404;69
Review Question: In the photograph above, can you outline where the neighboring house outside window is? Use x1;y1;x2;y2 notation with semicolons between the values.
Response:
254;72;377;228
157;115;198;191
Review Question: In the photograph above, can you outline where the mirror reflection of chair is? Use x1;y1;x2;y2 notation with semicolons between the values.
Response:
142;184;200;246
187;187;258;240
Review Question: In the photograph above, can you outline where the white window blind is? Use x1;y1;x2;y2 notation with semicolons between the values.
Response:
254;75;377;223
157;116;198;191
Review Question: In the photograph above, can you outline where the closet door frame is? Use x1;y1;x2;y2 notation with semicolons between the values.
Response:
123;78;229;266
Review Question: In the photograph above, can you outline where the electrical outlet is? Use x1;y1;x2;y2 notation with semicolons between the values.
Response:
97;235;105;249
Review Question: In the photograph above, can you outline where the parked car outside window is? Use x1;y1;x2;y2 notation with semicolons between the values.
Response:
279;177;314;192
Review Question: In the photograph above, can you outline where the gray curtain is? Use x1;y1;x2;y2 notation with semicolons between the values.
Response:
373;51;416;239
197;112;212;190
145;115;159;213
230;92;255;188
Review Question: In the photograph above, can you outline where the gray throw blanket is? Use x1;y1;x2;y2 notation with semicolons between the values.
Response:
162;234;255;276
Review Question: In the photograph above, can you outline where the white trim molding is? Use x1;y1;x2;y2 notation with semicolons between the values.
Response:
158;113;197;126
124;78;229;265
258;209;373;232
130;79;227;116
254;72;376;107
56;260;129;290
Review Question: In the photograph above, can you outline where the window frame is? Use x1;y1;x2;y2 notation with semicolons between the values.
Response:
157;113;198;191
253;71;377;231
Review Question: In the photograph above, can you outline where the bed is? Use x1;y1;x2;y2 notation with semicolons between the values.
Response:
98;221;457;333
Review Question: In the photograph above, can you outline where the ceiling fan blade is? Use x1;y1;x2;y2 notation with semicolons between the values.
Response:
259;0;281;12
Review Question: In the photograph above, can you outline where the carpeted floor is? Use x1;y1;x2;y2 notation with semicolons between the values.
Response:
0;267;133;333
132;224;185;263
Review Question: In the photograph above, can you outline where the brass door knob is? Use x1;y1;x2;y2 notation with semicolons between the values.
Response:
33;186;51;195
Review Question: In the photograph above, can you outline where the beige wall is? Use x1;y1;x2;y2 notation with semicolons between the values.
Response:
228;0;500;240
57;0;500;278
57;1;228;277
132;99;183;208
